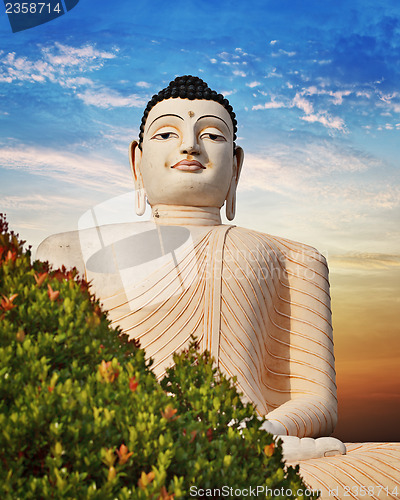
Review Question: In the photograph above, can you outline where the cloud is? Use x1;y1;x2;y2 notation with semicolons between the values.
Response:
329;253;400;270
218;51;238;61
359;185;400;209
220;89;236;97
300;112;346;131
356;91;372;98
235;48;248;56
210;48;254;74
246;81;261;88
0;43;118;86
330;90;352;105
61;77;94;89
97;122;140;147
289;90;347;131
272;49;296;57
2;194;87;211
252;91;345;131
0;42;142;112
292;93;314;114
266;68;282;78
42;42;117;68
301;86;352;105
0;145;130;192
136;81;151;88
76;89;147;109
252;100;286;110
238;139;393;211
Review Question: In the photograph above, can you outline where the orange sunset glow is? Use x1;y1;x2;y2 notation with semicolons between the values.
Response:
330;260;400;442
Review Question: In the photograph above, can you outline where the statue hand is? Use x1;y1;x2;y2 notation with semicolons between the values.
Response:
278;436;347;462
259;419;288;436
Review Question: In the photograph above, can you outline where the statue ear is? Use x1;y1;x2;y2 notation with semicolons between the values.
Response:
226;146;244;221
129;141;141;183
129;140;146;216
233;146;244;182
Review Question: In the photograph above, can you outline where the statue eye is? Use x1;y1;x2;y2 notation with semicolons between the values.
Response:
151;132;178;140
200;133;227;142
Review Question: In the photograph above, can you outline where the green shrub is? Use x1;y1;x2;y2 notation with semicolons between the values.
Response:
0;214;317;499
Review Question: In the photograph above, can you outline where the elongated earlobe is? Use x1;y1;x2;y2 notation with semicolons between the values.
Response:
225;178;236;220
135;188;146;216
129;140;146;216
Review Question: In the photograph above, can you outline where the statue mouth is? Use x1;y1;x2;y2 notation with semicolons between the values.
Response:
171;160;205;171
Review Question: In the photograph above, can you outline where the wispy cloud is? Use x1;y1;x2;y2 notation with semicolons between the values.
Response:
266;68;282;78
293;89;346;131
0;43;118;86
42;42;117;67
300;112;346;131
252;100;286;110
330;253;400;270
0;145;130;192
272;49;296;57
238;140;395;211
0;42;151;110
292;93;314;114
235;48;248;56
252;88;346;131
0;42;142;111
302;86;352;105
136;81;151;88
246;81;261;88
2;194;89;211
76;89;146;108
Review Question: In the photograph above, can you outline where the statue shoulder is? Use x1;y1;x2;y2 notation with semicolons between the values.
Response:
267;233;327;266
36;221;154;276
36;230;85;275
230;227;328;276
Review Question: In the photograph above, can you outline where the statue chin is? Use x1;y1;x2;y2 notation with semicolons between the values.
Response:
146;190;226;210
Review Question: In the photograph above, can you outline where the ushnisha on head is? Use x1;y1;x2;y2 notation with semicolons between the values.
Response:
129;75;244;220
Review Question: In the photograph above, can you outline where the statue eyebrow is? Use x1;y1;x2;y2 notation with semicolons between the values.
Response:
197;115;231;130
148;114;183;128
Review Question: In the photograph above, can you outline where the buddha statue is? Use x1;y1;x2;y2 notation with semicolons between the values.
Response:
37;76;400;497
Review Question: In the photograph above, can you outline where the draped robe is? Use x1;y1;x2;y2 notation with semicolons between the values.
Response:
85;223;337;437
37;220;400;499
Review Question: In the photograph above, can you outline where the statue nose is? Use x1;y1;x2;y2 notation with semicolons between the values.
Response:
180;130;200;155
181;143;200;154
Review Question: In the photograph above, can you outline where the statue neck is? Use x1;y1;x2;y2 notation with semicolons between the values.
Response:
151;204;222;226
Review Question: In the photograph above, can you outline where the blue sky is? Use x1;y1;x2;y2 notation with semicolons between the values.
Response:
1;0;399;439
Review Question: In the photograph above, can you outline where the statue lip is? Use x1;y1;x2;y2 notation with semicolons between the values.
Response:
171;159;205;171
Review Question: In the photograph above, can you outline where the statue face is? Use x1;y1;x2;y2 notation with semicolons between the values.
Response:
134;98;240;207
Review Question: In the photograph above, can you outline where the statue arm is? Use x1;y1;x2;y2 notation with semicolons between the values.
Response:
264;241;337;438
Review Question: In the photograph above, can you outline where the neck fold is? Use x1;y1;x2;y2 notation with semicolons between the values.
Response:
151;204;222;226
